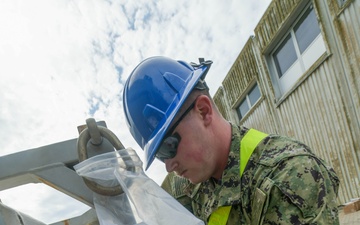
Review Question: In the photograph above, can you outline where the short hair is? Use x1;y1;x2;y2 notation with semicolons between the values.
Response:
185;82;220;115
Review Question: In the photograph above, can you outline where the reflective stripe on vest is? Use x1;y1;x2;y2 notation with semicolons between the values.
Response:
208;128;268;225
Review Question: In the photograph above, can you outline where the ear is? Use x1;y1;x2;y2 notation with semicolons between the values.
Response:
195;95;213;126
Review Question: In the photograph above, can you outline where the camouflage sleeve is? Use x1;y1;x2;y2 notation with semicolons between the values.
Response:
161;172;194;213
255;155;339;225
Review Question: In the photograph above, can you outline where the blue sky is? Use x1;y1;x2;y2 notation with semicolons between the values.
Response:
0;0;271;223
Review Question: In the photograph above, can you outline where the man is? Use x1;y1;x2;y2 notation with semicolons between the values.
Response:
123;56;340;224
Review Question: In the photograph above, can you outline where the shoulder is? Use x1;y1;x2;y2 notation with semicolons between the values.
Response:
257;135;316;166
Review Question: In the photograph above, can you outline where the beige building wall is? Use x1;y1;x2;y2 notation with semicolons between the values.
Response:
213;0;360;204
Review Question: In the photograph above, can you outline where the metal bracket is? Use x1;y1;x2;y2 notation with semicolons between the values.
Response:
77;118;125;196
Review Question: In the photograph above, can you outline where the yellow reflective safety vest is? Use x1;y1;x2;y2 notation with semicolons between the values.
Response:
208;128;268;225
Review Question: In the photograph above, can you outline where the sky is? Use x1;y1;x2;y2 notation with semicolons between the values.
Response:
0;0;271;223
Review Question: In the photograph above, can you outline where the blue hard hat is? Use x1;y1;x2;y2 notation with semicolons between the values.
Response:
123;56;212;170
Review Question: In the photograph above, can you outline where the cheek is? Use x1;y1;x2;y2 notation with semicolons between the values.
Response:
176;118;208;163
187;150;203;163
179;138;205;163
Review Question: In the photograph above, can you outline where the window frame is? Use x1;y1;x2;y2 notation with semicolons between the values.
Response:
236;82;262;121
265;2;328;102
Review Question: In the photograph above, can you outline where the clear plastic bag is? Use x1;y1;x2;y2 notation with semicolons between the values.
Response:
75;148;204;225
92;192;139;225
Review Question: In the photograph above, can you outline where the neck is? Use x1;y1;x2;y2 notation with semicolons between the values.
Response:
212;120;232;180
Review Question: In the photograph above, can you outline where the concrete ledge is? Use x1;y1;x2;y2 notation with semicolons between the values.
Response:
343;199;360;215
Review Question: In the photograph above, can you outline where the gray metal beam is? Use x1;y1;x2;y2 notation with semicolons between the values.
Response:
0;120;118;208
0;139;78;190
0;120;120;224
0;139;95;206
32;163;94;207
0;202;47;225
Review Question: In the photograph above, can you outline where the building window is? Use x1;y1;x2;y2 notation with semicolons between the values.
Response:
337;0;348;7
237;83;261;120
270;4;326;96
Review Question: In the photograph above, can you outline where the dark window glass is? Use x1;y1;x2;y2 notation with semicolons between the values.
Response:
273;34;297;78
248;84;261;105
238;98;249;119
294;6;321;54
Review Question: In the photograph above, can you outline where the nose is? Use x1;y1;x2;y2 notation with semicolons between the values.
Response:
165;158;178;173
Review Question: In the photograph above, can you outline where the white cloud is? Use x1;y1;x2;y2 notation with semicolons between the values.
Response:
0;0;271;223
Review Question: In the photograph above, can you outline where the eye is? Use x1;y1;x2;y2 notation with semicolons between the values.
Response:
163;133;181;158
164;136;179;149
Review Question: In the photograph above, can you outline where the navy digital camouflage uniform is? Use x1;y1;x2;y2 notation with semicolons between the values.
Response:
161;124;340;224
